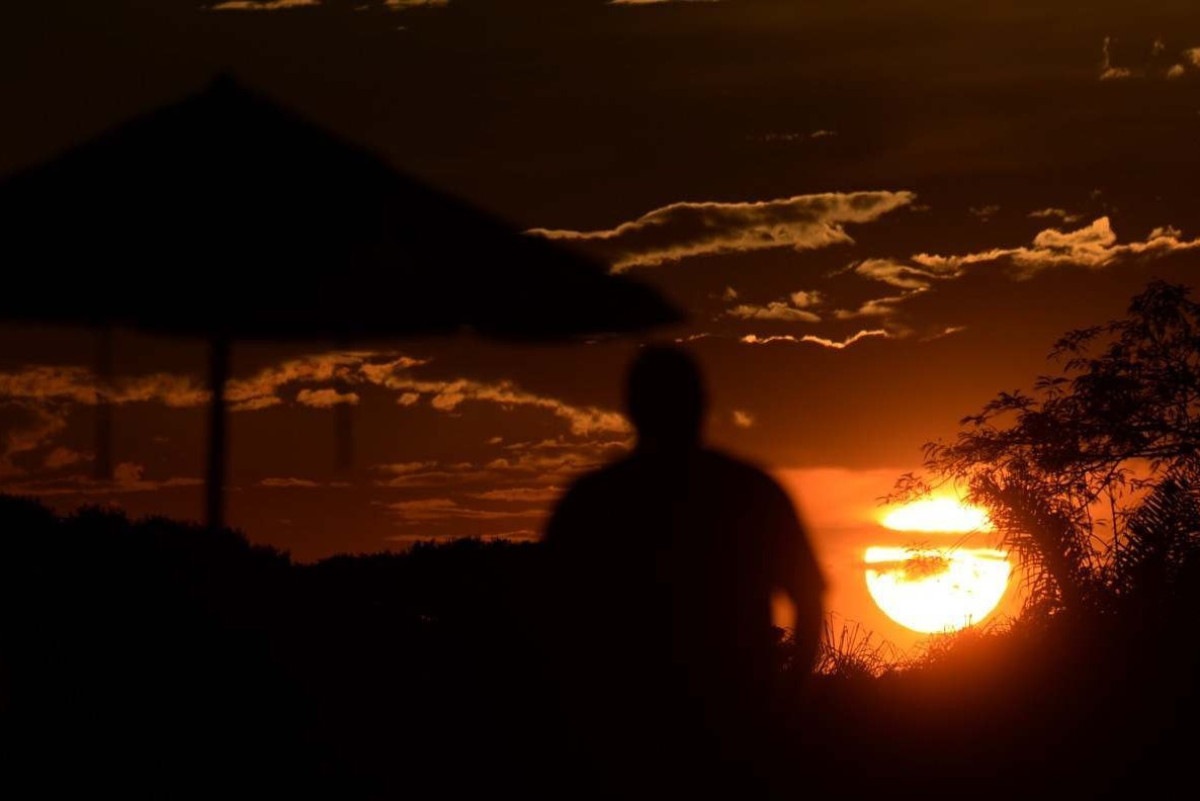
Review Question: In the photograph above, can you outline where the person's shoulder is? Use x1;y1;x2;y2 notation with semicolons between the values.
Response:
698;447;796;500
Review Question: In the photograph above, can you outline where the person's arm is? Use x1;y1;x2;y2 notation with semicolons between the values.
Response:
770;484;826;675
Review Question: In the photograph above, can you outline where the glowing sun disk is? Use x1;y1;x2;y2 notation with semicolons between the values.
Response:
880;497;992;532
864;546;1011;634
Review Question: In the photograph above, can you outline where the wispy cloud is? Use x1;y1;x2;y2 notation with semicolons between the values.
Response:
209;0;320;11
1098;36;1200;81
470;487;564;503
528;191;916;272
0;406;67;477
43;446;88;470
913;217;1200;278
1099;36;1133;80
726;301;821;323
260;477;322;488
0;351;628;484
374;439;628;490
295;388;359;408
4;462;203;497
375;375;629;436
386;498;544;524
1028;208;1082;224
851;258;962;290
833;292;920;320
740;330;891;349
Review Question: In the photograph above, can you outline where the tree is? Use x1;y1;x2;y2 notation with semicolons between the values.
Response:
892;280;1200;617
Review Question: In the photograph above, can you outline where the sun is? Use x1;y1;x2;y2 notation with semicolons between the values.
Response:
864;546;1011;634
879;497;993;533
866;497;1009;634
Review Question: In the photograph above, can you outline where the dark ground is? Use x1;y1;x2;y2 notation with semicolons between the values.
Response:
1;495;1197;800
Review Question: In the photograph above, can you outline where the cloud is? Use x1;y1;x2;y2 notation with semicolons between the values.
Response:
833;292;919;320
726;301;821;323
228;352;424;412
1;350;627;489
790;291;823;308
921;326;968;342
0;352;425;412
740;330;891;349
852;258;963;290
470;487;565;503
376;375;629;436
724;289;826;323
1098;36;1200;81
0;406;67;477
969;205;999;221
823;216;1198;339
111;463;204;492
1099;36;1133;80
0;365;206;407
386;498;544;524
732;410;755;428
260;477;322;488
43;447;87;470
528;191;916;272
295;388;360;408
374;439;628;489
1028;208;1082;224
912;217;1200;278
210;0;320;10
378;461;440;476
5;463;203;497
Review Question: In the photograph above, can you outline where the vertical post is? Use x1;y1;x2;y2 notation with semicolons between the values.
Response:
205;336;231;532
93;326;114;481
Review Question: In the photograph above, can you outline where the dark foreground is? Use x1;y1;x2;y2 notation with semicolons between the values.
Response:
2;496;1198;800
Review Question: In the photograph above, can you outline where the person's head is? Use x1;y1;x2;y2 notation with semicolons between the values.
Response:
625;344;708;452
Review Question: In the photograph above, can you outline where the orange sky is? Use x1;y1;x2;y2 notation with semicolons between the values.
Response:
2;0;1198;650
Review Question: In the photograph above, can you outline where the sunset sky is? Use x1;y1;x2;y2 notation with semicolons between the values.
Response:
3;0;1200;649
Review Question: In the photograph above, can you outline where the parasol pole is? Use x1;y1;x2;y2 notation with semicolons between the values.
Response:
205;335;231;531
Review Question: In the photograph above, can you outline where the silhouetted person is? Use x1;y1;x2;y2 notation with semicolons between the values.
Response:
541;345;825;799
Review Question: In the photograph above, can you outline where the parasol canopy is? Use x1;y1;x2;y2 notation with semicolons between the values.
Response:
0;74;683;528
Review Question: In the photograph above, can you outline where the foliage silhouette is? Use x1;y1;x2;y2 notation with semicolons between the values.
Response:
891;279;1200;619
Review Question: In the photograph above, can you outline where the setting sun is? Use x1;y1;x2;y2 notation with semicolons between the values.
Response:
879;497;993;533
864;546;1012;634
